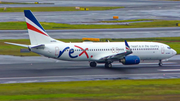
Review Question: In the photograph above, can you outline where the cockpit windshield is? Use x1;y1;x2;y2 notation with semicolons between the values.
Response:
167;47;171;49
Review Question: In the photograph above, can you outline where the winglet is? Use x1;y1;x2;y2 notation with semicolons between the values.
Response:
125;40;130;50
125;40;132;53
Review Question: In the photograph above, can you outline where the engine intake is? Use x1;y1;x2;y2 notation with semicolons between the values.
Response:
120;55;140;65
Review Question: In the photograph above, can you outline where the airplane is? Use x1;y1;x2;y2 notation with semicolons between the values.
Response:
5;10;177;68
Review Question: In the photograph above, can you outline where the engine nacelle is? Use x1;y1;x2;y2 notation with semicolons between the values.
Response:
120;55;140;65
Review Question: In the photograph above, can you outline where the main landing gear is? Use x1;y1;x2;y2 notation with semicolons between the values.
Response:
105;62;112;68
159;60;163;66
89;61;112;68
89;61;97;67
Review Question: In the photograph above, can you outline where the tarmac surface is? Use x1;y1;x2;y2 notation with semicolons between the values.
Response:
1;27;180;39
0;55;180;84
1;0;180;23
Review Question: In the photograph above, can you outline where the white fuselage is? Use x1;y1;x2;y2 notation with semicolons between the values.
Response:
31;41;176;62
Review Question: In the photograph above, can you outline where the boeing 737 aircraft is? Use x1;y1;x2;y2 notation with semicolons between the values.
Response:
5;10;177;68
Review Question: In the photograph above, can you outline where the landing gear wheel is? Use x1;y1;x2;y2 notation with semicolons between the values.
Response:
105;63;112;68
159;60;163;66
90;62;97;67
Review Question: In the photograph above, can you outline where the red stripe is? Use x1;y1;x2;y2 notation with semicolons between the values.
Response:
74;45;89;58
74;45;83;50
79;48;89;58
26;23;48;36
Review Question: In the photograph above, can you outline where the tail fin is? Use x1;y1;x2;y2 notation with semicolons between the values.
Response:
24;10;63;45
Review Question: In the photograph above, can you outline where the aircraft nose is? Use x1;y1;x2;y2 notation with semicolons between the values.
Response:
172;49;177;55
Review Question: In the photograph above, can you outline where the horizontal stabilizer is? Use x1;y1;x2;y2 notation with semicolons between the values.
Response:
20;49;30;53
4;42;28;47
30;44;45;49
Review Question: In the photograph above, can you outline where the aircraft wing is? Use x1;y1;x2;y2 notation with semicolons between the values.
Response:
99;40;132;61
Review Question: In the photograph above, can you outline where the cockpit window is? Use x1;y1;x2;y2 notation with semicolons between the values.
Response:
167;47;171;49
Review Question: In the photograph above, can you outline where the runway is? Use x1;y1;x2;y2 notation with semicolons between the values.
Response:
1;27;180;39
0;55;180;84
2;0;179;7
1;27;180;33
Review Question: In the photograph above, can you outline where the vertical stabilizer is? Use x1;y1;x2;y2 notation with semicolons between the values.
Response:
24;10;63;45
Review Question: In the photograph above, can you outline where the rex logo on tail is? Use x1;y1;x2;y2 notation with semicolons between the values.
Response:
5;10;176;68
5;10;64;53
24;10;64;45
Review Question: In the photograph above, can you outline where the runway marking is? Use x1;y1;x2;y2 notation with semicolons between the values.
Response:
158;69;180;72
1;72;180;80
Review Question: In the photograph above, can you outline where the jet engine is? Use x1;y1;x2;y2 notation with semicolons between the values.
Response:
120;55;140;65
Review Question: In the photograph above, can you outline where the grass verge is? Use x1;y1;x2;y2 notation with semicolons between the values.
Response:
0;79;180;101
0;20;179;30
167;0;180;1
1;37;180;56
0;1;31;4
0;6;124;12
